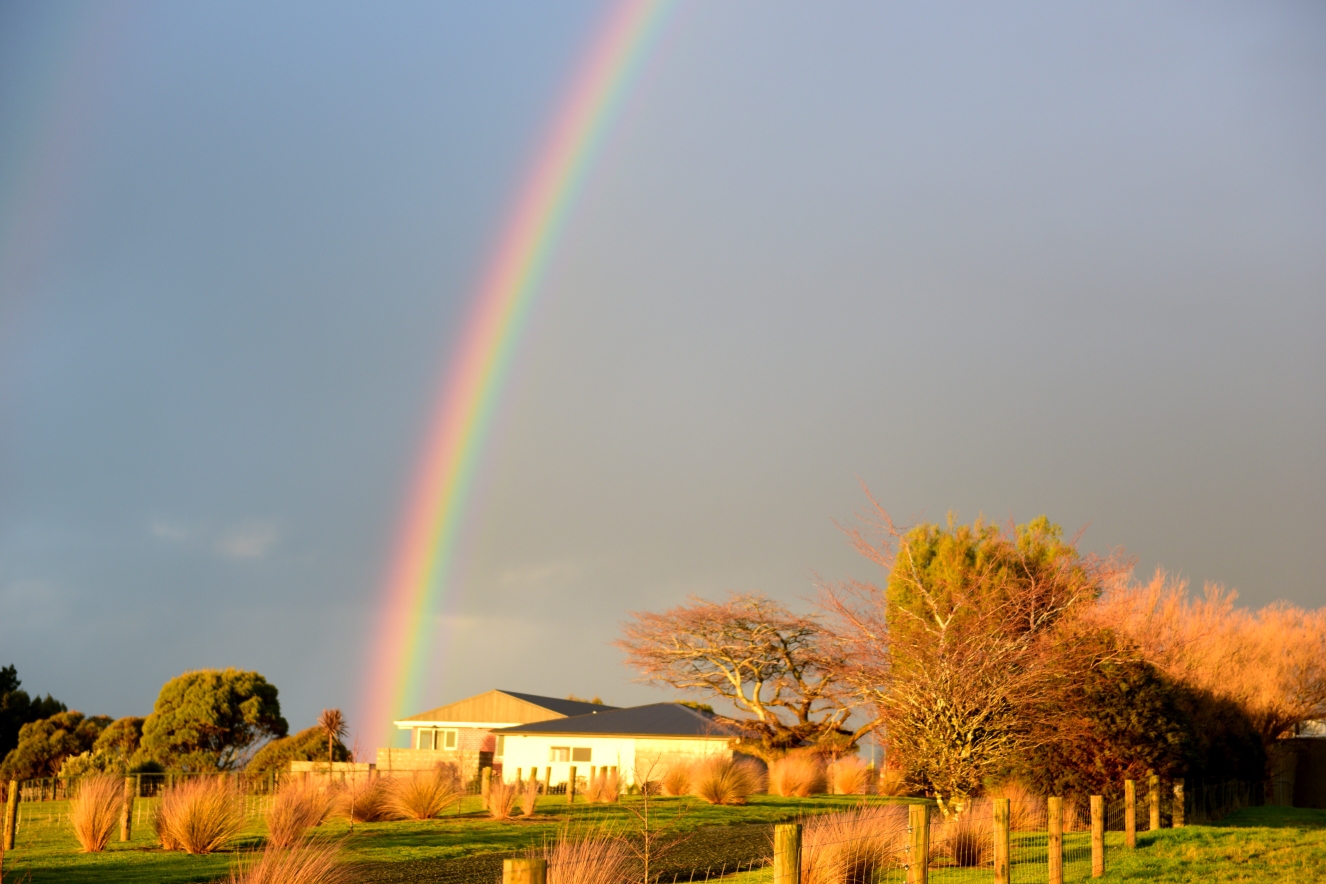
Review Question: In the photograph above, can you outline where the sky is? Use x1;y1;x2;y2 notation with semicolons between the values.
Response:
1;1;1323;747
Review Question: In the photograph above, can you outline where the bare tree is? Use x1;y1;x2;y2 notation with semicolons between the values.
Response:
616;593;871;760
819;499;1130;816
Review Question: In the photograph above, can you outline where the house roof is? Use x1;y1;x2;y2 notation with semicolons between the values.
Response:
492;703;743;738
397;690;616;726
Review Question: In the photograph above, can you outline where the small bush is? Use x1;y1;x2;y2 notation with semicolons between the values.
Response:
801;805;907;884
265;781;332;848
769;752;826;797
155;777;244;854
941;809;992;868
333;778;392;823
70;775;122;852
229;841;351;884
383;765;461;820
874;768;908;797
586;770;619;804
518;778;540;818
988;781;1043;831
691;757;762;806
827;756;869;795
661;762;692;797
542;830;633;884
487;779;519;820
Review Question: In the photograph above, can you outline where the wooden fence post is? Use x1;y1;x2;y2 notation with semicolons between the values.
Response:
993;798;1011;884
567;766;577;803
502;857;547;884
907;803;929;884
1124;779;1136;848
1148;773;1160;831
774;823;801;884
544;767;552;794
1047;796;1063;884
1090;795;1104;878
120;776;134;842
481;767;492;810
3;780;18;851
1172;780;1185;828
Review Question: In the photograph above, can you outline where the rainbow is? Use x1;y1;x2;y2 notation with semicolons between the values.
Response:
360;0;674;749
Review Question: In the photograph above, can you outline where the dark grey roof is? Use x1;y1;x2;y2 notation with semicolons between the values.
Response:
492;703;743;738
497;691;619;718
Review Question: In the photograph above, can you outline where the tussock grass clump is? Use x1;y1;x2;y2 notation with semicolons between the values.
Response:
155;776;245;854
941;809;992;868
988;781;1043;831
661;762;692;797
586;770;619;804
801;805;907;884
518;779;540;818
265;781;332;848
229;841;351;884
70;775;123;852
334;778;392;823
769;751;826;797
691;757;763;805
874;769;908;797
827;756;869;796
542;830;633;884
487;779;519;820
383;765;461;820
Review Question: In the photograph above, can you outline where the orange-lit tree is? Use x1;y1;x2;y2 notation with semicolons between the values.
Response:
616;593;868;760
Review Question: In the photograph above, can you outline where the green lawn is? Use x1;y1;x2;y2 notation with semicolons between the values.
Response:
4;797;1322;883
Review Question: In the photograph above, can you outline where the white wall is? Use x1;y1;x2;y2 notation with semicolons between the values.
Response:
498;734;734;786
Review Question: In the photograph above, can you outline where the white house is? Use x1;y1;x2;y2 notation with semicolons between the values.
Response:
378;689;614;779
492;702;746;788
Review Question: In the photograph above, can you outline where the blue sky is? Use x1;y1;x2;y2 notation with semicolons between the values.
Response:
1;1;1323;744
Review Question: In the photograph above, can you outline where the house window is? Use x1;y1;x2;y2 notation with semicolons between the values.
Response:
417;728;458;750
494;735;505;758
550;747;570;762
443;729;457;750
571;747;591;762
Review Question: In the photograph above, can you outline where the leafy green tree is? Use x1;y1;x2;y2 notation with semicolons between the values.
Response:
246;725;350;781
140;669;287;771
0;665;67;758
0;711;110;780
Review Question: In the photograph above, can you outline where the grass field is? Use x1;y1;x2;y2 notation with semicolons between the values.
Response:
2;795;1321;883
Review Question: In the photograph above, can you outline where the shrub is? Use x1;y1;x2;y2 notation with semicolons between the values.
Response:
229;841;351;884
487;779;519;820
801;805;907;884
660;762;692;797
827;756;869;795
941;807;991;868
769;752;826;797
691;757;762;805
247;726;350;783
586;770;619;804
988;781;1042;831
70;775;122;852
383;765;460;820
874;768;908;796
518;778;540;818
265;780;332;848
334;778;392;823
542;830;633;884
155;776;244;854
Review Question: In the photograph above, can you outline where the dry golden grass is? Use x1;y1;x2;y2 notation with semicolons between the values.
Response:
586;770;620;804
155;777;245;854
382;766;461;820
69;775;122;853
940;809;992;868
661;762;692;797
769;752;826;797
333;778;392;823
265;781;333;848
487;779;519;820
541;830;634;884
229;841;351;884
801;805;907;884
988;781;1044;830
874;768;908;797
518;779;540;818
691;757;763;805
827;756;869;795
